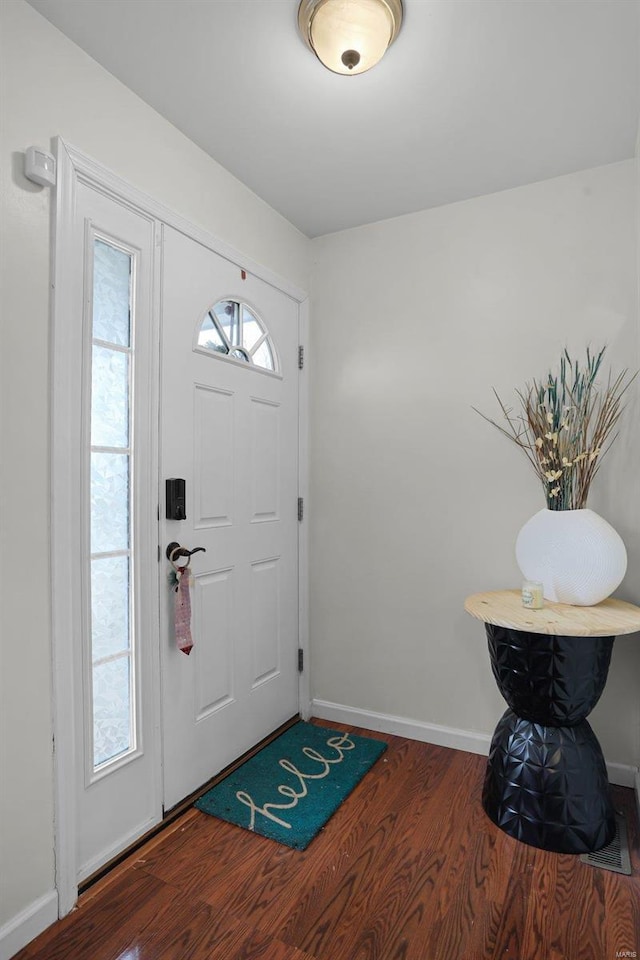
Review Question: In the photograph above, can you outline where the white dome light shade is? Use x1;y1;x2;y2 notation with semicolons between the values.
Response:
298;0;403;76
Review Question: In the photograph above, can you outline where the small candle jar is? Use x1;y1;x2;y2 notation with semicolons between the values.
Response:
522;580;544;609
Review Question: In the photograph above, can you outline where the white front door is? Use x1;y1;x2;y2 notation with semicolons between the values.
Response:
160;226;300;810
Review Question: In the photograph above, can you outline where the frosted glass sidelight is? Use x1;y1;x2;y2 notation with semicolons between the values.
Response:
89;236;135;773
93;657;131;766
90;453;129;555
91;556;130;660
91;345;129;448
93;239;131;346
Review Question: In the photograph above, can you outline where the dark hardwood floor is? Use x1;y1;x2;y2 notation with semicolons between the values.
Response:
16;720;640;960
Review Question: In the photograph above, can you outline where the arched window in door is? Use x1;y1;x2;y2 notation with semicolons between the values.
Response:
196;299;277;373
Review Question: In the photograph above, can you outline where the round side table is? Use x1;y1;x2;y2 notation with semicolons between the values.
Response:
465;590;640;854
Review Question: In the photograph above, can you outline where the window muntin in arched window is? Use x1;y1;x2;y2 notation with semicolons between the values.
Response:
197;300;277;372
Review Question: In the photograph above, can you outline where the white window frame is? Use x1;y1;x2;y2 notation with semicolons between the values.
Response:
194;296;282;378
84;228;141;785
51;137;310;917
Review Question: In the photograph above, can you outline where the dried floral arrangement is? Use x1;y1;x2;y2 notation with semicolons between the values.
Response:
474;347;636;511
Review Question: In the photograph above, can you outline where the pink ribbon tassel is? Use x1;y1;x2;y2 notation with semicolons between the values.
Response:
174;565;194;655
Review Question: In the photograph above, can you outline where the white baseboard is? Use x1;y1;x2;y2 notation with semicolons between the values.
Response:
607;762;639;790
311;699;637;787
0;890;58;960
311;699;492;756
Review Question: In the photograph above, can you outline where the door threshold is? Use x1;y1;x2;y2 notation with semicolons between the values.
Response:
78;713;300;897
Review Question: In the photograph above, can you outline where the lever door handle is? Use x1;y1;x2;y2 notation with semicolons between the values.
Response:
166;542;206;562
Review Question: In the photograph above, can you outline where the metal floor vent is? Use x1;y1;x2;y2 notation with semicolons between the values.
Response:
580;813;632;875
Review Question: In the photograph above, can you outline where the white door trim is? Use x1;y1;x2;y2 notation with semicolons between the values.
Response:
297;297;311;720
51;138;309;916
51;137;82;919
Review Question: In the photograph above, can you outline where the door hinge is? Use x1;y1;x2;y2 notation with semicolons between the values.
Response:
298;345;304;370
298;497;304;522
298;648;304;672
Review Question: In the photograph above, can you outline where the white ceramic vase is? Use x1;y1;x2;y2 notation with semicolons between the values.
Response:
515;508;627;606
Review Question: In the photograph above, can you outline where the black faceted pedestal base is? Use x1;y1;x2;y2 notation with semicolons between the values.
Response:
483;625;616;854
482;710;615;853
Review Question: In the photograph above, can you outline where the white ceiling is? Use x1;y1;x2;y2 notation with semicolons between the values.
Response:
27;0;640;238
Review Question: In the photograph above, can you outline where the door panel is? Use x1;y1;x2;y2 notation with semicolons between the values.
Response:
194;386;234;526
160;226;300;810
193;569;234;716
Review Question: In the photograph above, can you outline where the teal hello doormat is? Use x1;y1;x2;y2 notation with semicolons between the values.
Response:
195;722;387;849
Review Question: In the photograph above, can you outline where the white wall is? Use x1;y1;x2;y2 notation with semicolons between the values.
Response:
309;160;640;768
0;0;310;941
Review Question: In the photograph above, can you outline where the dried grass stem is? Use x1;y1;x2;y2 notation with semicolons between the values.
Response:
474;348;636;510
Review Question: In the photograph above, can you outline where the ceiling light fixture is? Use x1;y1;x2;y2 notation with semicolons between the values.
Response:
298;0;403;76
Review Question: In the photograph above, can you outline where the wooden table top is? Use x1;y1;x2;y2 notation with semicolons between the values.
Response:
464;590;640;637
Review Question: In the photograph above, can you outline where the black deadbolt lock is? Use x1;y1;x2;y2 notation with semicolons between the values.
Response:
166;478;186;520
